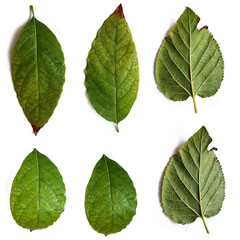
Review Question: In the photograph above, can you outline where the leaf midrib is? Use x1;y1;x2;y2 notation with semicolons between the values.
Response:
187;10;198;112
34;149;40;228
188;11;194;98
32;16;40;121
104;156;113;233
197;131;210;233
113;16;119;127
198;132;204;216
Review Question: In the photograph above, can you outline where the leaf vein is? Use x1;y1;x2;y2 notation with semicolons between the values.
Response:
165;43;191;83
195;56;222;95
159;55;191;96
166;175;200;217
192;36;211;73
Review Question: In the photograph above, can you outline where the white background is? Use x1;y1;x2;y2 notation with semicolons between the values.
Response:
0;0;238;239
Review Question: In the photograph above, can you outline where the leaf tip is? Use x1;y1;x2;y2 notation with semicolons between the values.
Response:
112;4;125;18
185;7;194;14
200;125;207;132
32;125;42;135
33;148;39;154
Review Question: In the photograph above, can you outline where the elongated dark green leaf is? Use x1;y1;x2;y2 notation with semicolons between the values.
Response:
85;4;139;132
161;126;225;233
155;8;224;113
85;154;137;235
10;149;66;230
12;6;65;134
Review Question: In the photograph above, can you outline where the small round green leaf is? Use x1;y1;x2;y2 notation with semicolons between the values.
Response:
85;4;139;132
85;154;137;235
161;126;225;233
155;8;224;113
12;6;65;134
10;149;66;230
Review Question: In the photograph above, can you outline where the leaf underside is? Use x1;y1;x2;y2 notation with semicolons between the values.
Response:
85;4;139;131
10;149;66;230
155;7;224;113
12;9;65;134
161;126;225;233
85;154;137;235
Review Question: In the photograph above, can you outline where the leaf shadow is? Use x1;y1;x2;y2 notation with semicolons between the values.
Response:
8;9;32;73
153;21;175;100
158;139;184;223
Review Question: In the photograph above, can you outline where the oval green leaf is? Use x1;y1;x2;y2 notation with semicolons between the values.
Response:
161;126;225;233
85;154;137;235
85;4;139;132
155;8;224;113
12;6;65;134
10;149;66;230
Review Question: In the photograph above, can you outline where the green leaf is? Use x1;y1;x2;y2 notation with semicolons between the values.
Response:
155;7;224;113
85;154;137;235
10;149;66;230
85;4;139;132
161;126;225;233
12;6;65;135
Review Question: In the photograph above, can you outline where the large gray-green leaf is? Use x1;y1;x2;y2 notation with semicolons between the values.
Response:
161;126;225;233
10;149;66;230
155;8;224;113
12;6;65;134
85;4;139;132
85;154;137;235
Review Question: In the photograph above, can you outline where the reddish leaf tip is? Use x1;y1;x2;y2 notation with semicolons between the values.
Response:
200;25;208;30
32;125;42;135
112;4;125;18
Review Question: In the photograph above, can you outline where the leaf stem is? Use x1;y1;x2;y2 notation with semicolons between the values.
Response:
116;123;119;133
192;95;197;113
30;5;35;17
201;216;210;234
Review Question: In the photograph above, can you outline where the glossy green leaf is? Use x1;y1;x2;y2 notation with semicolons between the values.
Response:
85;4;139;132
12;6;65;134
85;154;137;235
10;149;66;230
161;126;225;233
155;8;224;113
